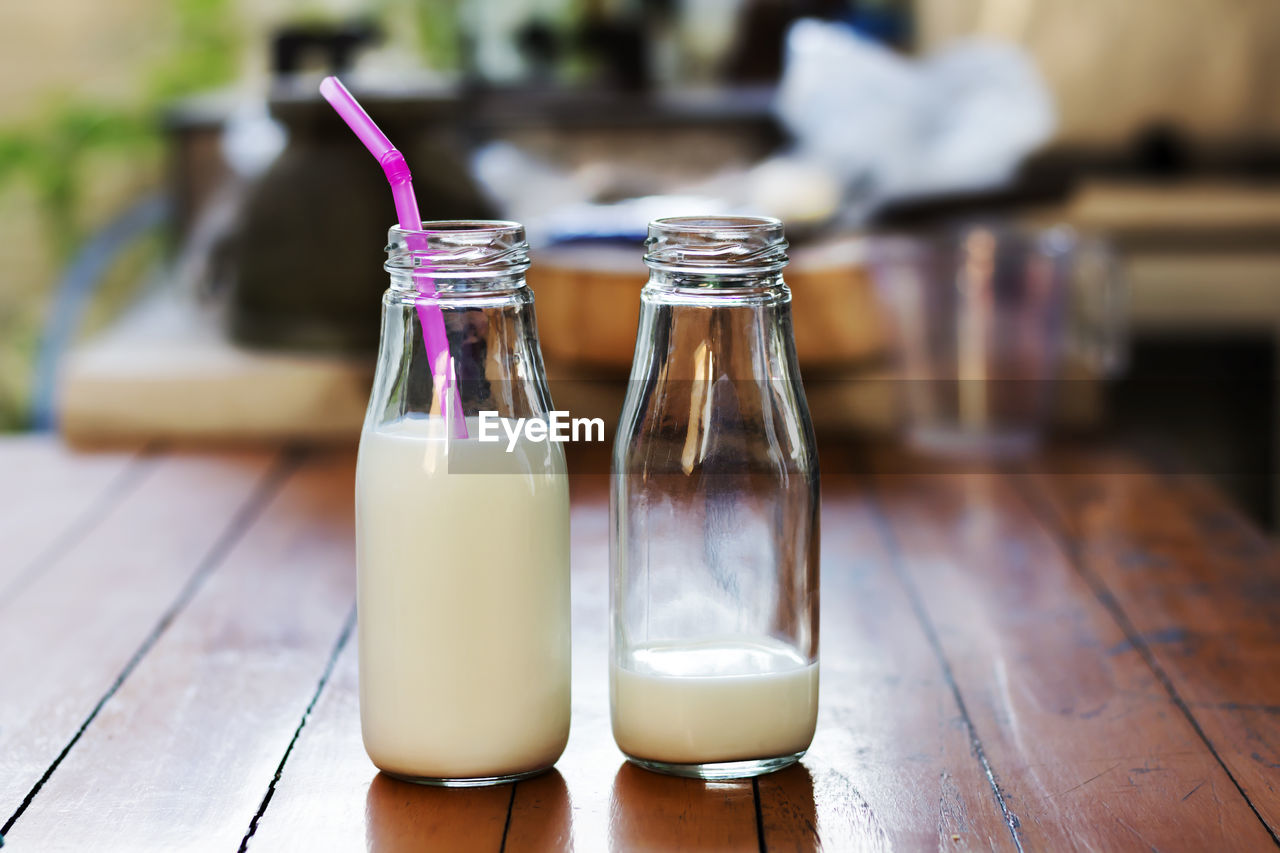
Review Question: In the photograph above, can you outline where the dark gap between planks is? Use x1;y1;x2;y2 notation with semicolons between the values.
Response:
865;472;1027;853
0;448;301;838
239;605;357;853
0;442;158;609
1009;469;1280;849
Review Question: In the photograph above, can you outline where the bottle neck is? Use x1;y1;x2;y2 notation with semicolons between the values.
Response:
384;220;530;298
642;214;789;304
387;269;529;299
630;276;799;390
644;268;789;305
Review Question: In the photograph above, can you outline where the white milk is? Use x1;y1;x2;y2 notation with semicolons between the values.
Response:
356;416;571;781
611;637;818;766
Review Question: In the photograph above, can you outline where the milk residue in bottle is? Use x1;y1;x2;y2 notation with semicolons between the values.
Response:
611;216;821;779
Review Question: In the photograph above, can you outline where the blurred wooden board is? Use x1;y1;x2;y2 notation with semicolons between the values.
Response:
60;224;1118;447
528;236;890;371
1052;180;1280;332
59;290;371;447
2;437;1279;849
1066;181;1280;235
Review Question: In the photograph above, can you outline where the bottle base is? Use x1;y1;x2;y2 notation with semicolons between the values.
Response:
380;765;552;788
624;751;805;780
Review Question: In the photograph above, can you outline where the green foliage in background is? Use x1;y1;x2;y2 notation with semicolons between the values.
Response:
0;0;242;431
147;0;242;103
410;0;463;70
0;0;463;430
0;0;241;261
363;0;462;71
0;0;468;263
0;104;155;260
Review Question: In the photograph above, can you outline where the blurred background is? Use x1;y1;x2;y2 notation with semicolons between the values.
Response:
2;0;1279;524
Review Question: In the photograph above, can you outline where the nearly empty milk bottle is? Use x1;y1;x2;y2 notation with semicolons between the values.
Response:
611;216;821;778
356;221;570;785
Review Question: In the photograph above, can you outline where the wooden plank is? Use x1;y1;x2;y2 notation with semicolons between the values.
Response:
603;764;758;853
507;486;760;853
869;459;1278;851
5;452;356;850
60;290;370;446
1023;451;1280;839
500;769;572;852
510;473;1015;851
248;485;627;851
250;479;761;852
242;641;514;853
511;472;1014;851
0;447;281;829
756;482;1017;851
364;762;514;852
506;491;653;852
247;486;601;852
0;436;141;596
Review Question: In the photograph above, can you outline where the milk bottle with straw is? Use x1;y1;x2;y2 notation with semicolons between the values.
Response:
323;78;570;785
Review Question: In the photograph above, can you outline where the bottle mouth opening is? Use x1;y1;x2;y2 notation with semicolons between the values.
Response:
401;220;524;235
386;220;530;275
650;215;783;232
644;215;789;276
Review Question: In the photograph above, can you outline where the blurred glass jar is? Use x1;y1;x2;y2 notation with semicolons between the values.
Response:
869;224;1126;457
610;216;821;780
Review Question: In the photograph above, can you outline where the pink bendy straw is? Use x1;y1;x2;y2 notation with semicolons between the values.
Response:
319;76;467;438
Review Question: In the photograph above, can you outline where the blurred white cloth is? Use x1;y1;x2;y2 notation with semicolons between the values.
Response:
777;19;1056;204
471;20;1056;241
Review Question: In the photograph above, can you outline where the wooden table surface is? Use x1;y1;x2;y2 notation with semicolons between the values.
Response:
2;436;1279;852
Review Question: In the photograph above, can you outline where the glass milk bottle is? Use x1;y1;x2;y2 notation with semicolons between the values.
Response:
610;216;820;779
356;221;570;785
